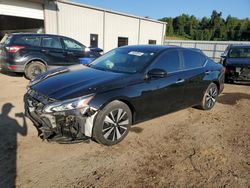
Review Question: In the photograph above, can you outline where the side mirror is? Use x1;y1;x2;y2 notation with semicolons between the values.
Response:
221;53;226;58
89;47;103;53
147;68;167;78
84;47;91;52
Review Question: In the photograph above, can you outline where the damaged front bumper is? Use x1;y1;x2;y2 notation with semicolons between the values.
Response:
225;66;250;82
24;90;97;143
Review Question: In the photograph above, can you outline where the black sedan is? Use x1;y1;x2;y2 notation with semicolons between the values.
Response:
221;44;250;83
24;45;225;145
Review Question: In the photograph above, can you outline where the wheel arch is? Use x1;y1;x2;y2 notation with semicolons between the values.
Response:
96;97;136;124
212;80;220;91
117;99;136;124
24;58;48;70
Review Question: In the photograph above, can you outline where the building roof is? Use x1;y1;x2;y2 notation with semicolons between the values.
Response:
57;0;167;25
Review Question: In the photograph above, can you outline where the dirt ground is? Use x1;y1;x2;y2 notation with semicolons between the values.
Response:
0;72;249;188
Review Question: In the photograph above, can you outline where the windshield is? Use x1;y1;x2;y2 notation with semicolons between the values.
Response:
229;47;250;58
89;48;157;73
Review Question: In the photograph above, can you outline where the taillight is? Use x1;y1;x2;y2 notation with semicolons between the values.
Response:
8;65;17;70
6;46;25;53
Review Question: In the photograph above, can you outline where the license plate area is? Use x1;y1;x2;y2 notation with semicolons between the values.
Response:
235;67;241;73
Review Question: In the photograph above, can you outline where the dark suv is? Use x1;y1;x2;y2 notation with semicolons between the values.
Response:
221;44;250;83
0;33;102;79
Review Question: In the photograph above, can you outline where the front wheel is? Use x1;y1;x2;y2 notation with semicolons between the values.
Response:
92;100;132;146
199;83;218;110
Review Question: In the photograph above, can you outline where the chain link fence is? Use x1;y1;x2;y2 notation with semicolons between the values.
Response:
164;40;250;62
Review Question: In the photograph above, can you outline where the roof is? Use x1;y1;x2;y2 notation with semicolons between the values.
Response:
230;44;250;48
11;33;70;38
9;33;83;43
57;0;167;25
119;45;177;52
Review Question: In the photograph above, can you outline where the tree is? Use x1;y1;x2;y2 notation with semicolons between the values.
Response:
226;15;237;40
173;15;185;35
159;10;250;41
160;17;174;36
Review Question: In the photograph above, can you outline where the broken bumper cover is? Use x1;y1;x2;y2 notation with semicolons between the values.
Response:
24;90;97;143
225;66;250;82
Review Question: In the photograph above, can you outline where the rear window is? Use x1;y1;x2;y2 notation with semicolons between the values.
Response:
0;35;12;45
182;49;206;69
229;47;250;58
12;36;41;47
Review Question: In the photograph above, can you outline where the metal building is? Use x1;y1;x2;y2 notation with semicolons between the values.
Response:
0;0;166;52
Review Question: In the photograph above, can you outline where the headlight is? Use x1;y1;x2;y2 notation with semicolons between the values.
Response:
43;95;94;113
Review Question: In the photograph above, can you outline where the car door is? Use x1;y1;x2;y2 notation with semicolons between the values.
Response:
41;36;66;67
136;49;186;120
62;37;85;65
179;49;209;106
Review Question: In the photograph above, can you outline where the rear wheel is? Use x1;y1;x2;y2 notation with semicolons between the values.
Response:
25;61;46;80
92;100;132;146
199;83;218;110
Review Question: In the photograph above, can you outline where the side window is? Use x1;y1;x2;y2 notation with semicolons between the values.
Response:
63;38;83;51
41;37;62;49
23;37;40;47
182;49;206;69
151;50;181;73
12;36;40;46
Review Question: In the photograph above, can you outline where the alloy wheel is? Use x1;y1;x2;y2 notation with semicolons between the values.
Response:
205;86;218;108
102;108;129;141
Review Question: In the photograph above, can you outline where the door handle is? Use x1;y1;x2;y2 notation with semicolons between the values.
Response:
66;51;74;55
176;79;185;84
205;70;211;75
41;49;49;53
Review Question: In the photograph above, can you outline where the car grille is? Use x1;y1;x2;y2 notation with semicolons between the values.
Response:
24;90;56;129
227;66;250;81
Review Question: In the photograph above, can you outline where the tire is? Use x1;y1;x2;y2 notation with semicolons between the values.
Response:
92;100;132;146
25;61;46;80
198;83;218;110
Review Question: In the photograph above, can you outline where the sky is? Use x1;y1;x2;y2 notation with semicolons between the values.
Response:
74;0;250;20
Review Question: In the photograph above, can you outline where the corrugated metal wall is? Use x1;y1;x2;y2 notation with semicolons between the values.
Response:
165;40;250;62
44;1;57;34
56;2;104;49
104;12;140;52
139;20;165;45
44;1;166;52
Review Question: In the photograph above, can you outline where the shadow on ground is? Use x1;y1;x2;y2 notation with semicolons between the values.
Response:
217;92;250;105
130;127;143;134
0;103;27;188
0;69;24;78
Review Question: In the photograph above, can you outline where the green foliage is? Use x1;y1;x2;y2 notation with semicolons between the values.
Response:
159;10;250;41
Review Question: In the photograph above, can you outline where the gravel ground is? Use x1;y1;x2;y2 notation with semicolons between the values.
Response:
0;72;249;188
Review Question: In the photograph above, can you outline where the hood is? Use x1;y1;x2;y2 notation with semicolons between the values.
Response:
31;65;132;100
226;58;250;67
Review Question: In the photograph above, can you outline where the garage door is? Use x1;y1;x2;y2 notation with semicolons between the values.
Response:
0;0;44;20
